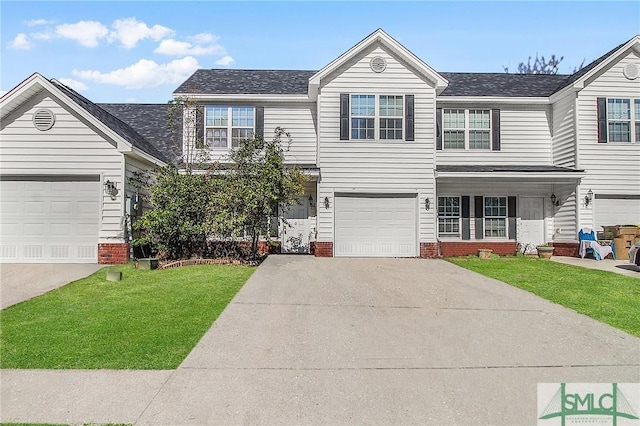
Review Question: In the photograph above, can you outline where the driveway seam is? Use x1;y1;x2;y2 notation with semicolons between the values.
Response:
178;363;640;371
233;301;546;312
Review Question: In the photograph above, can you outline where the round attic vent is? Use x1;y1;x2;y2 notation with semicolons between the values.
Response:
370;56;387;73
33;108;55;131
622;63;639;80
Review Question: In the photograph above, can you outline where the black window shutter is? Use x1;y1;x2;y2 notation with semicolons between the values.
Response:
474;196;484;240
461;196;470;240
405;95;414;141
491;109;501;151
508;196;517;240
340;94;349;140
436;108;443;150
195;106;204;149
255;106;264;139
597;97;607;143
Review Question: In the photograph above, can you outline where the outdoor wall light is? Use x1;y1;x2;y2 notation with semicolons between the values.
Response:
104;180;119;200
323;196;330;209
584;189;594;207
550;193;559;207
308;195;315;208
425;197;431;211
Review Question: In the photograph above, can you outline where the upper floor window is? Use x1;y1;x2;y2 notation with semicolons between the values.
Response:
598;98;639;143
438;196;461;237
205;106;255;148
443;109;491;150
350;94;403;140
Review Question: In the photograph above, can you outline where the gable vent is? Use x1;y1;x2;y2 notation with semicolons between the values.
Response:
622;63;639;80
33;109;56;131
370;56;387;73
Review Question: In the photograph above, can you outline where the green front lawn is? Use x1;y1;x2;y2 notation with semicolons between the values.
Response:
447;256;640;337
0;264;254;370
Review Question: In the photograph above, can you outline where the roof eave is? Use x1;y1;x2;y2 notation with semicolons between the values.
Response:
435;171;586;180
437;96;550;105
172;93;311;103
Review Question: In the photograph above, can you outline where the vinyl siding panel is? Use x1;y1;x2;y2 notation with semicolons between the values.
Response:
265;104;317;165
0;91;125;241
552;93;576;167
436;105;553;165
317;45;436;244
575;50;640;230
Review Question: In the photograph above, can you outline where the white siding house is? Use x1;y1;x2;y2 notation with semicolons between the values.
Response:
2;30;639;262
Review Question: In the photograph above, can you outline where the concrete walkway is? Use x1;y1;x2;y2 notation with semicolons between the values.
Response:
2;256;639;425
0;263;104;309
551;255;640;278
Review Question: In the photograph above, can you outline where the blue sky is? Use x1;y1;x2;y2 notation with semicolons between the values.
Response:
2;1;639;103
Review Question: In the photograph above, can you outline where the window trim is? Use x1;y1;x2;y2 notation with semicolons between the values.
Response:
604;97;640;143
204;106;256;149
483;196;508;239
442;109;492;150
437;196;461;238
349;94;404;141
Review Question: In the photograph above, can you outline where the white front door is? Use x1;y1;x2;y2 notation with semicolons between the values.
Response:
280;197;311;254
519;197;545;246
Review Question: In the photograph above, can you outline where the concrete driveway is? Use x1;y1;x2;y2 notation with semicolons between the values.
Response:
0;263;103;309
2;256;638;425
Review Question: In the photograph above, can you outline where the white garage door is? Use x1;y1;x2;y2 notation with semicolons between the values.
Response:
0;178;100;263
334;194;417;257
594;195;640;230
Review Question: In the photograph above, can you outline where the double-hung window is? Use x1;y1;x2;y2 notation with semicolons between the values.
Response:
484;197;507;238
351;94;403;140
438;197;461;237
599;98;640;143
443;109;491;150
205;106;255;148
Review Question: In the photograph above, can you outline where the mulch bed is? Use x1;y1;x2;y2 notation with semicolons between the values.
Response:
158;257;264;269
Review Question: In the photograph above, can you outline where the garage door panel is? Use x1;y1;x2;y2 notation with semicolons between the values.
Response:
0;179;99;263
335;195;417;257
594;196;640;230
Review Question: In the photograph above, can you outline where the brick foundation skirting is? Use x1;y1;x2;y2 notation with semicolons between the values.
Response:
420;243;439;258
440;241;518;257
551;242;579;257
98;243;130;264
314;242;333;257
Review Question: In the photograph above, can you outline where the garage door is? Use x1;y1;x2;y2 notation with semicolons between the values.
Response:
594;195;640;230
0;177;100;263
334;194;417;257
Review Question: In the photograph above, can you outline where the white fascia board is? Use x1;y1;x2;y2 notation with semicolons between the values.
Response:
128;147;167;167
435;171;585;180
549;85;580;103
172;93;311;103
182;165;319;177
437;96;550;105
309;29;448;91
0;73;45;120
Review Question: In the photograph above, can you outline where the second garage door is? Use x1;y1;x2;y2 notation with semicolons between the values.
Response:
594;195;640;230
334;194;417;257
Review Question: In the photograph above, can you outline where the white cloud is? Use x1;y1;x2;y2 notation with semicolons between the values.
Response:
216;55;234;66
9;33;32;50
31;31;54;41
55;20;109;47
109;18;173;49
73;56;200;89
25;19;54;27
190;33;219;44
154;38;224;56
57;78;89;92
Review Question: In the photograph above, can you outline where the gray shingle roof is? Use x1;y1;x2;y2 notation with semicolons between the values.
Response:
51;80;170;163
174;69;316;95
99;103;182;164
437;165;584;173
439;73;570;97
